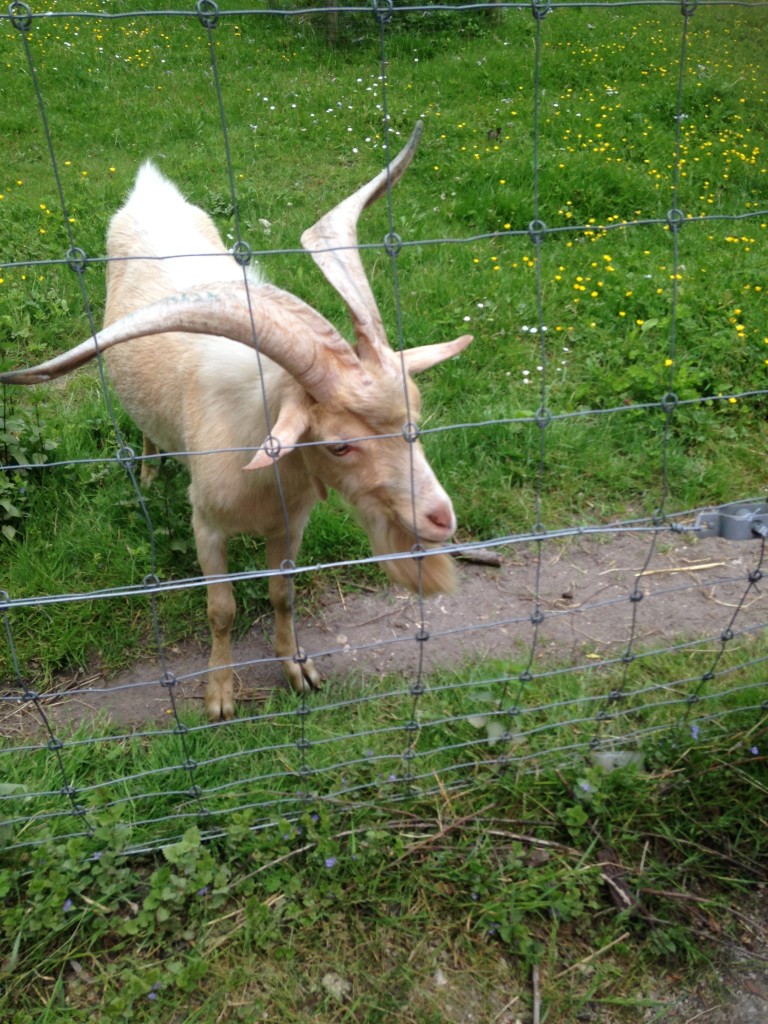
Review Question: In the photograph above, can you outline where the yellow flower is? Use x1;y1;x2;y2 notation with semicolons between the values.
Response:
665;358;673;367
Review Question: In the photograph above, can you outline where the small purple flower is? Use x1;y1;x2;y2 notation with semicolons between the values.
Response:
388;773;397;783
148;982;162;1001
578;780;591;793
62;898;73;913
197;886;209;897
324;856;337;869
311;812;319;822
750;746;759;756
691;723;700;741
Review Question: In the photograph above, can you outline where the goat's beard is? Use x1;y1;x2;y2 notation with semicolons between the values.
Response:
366;516;457;596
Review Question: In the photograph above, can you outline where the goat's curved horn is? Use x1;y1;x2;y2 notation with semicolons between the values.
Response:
0;282;370;402
301;120;423;366
402;333;474;375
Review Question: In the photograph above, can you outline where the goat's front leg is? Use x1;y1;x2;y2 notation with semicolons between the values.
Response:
193;510;236;721
266;535;322;695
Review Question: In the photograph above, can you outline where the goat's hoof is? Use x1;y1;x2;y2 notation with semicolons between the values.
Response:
205;685;234;722
286;655;322;695
205;702;234;722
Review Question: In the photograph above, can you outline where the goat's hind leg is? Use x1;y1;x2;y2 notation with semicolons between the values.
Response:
266;535;322;695
140;434;160;488
193;511;236;721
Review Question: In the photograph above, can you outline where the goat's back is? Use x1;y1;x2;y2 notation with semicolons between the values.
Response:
103;163;272;470
107;161;243;304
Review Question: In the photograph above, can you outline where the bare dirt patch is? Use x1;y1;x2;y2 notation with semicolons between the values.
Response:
6;530;764;736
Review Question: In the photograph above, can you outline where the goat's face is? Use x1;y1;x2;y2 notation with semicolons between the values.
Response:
301;366;458;595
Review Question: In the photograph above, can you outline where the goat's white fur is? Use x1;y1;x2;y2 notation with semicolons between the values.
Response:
1;125;472;720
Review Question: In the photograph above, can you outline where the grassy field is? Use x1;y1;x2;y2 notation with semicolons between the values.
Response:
1;1;768;1020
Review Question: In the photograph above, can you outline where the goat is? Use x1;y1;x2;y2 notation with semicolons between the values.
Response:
1;122;472;721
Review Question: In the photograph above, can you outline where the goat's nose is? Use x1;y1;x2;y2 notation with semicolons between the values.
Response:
427;503;456;537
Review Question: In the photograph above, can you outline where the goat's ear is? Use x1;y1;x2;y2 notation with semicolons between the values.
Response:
402;334;473;375
242;404;310;472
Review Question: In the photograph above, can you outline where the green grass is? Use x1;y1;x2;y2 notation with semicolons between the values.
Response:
1;704;766;1021
2;4;768;1018
2;638;766;1017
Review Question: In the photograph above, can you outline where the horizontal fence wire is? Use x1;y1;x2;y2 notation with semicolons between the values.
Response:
1;0;767;855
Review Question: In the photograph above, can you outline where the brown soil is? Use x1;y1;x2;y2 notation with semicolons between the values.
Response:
7;530;765;735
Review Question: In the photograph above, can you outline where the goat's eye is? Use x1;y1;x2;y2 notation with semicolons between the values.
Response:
328;442;352;457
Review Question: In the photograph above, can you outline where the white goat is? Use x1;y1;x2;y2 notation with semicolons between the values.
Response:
1;122;472;721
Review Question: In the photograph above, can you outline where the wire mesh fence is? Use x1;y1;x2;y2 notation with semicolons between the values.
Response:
1;0;767;856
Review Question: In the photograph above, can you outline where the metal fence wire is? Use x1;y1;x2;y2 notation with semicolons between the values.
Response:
1;0;767;855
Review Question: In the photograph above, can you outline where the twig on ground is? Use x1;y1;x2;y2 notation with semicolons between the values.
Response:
553;931;632;979
492;994;520;1022
452;547;503;567
683;1006;728;1022
532;963;541;1024
384;803;497;869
